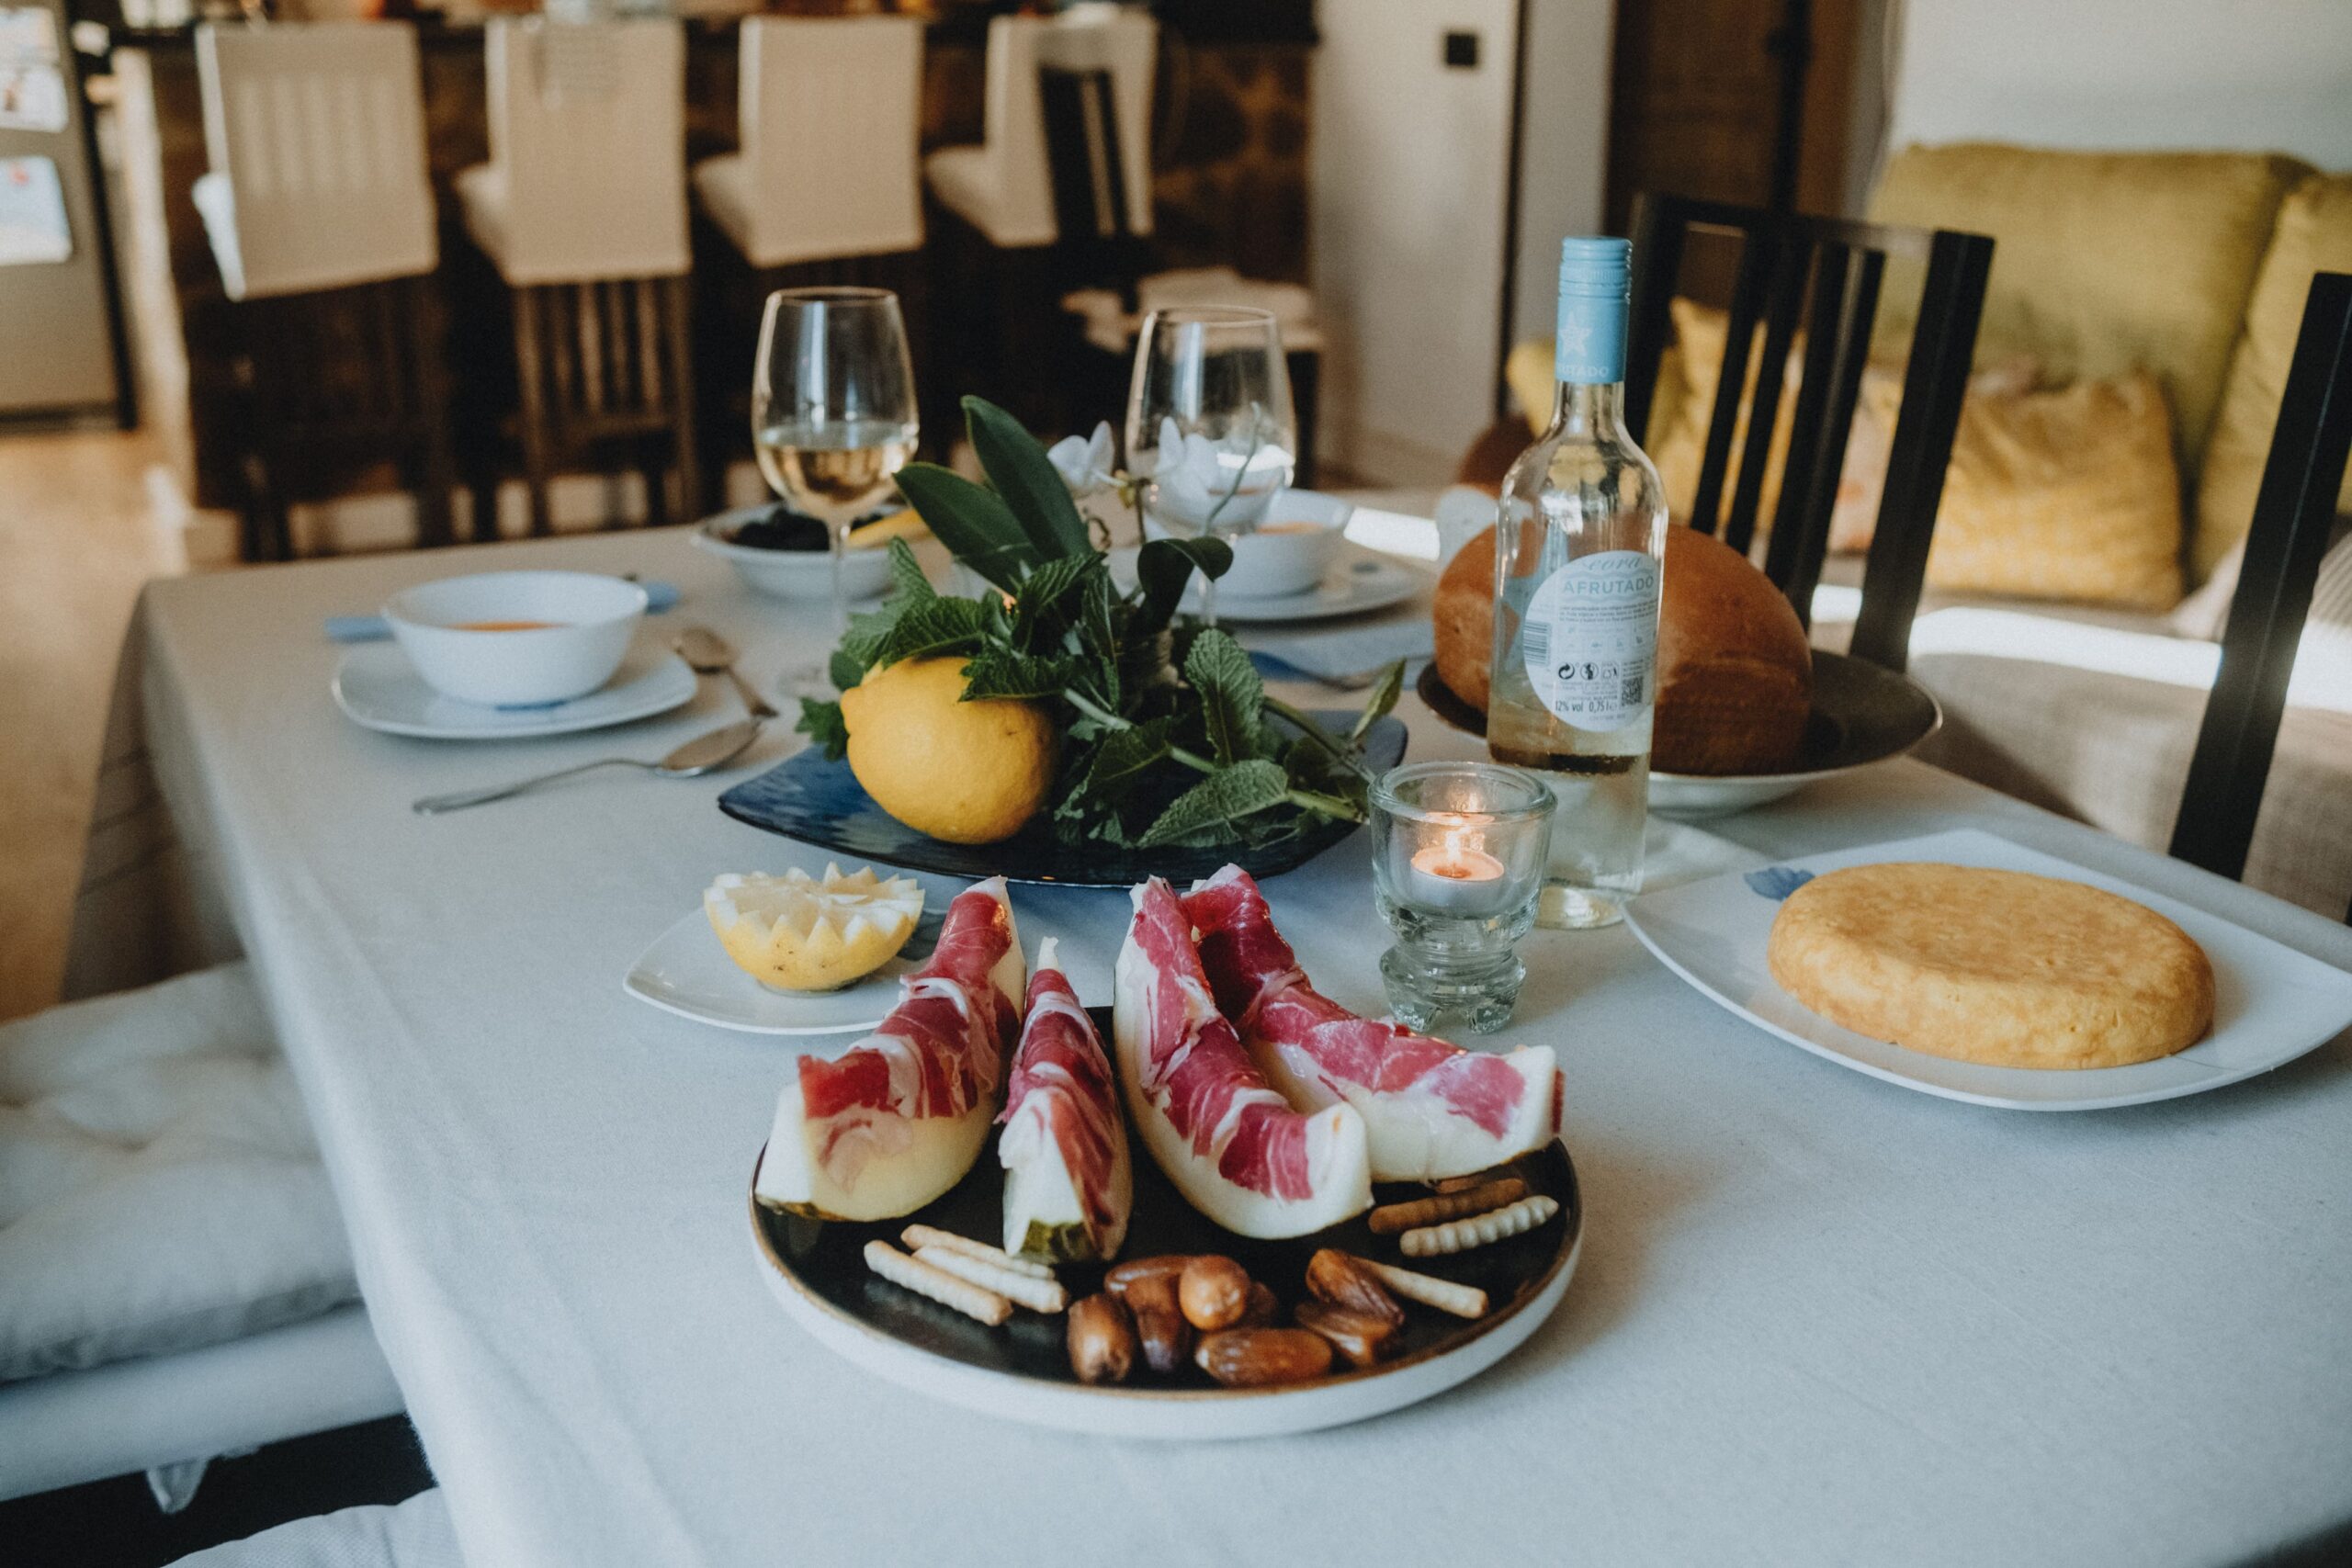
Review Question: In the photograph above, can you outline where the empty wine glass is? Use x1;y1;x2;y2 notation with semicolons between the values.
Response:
1123;306;1296;626
752;288;919;689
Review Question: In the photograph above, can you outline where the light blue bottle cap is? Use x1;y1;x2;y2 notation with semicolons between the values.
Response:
1555;236;1631;383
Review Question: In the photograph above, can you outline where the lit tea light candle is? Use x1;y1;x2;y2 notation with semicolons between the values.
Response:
1406;822;1510;914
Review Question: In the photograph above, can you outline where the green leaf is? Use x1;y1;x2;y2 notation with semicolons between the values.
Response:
1134;536;1232;633
1139;760;1292;846
830;599;907;691
829;646;870;694
1012;552;1096;641
964;396;1092;560
1184;628;1264;765
961;649;1078;700
876;596;992;667
885;537;934;602
1350;660;1406;740
892;463;1036;592
796;697;850;760
1080;716;1173;802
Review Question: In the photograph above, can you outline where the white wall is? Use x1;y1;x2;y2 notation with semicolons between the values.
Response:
1311;0;1521;484
1885;0;2352;169
1508;0;1616;352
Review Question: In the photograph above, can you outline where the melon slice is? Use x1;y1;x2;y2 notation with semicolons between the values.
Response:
755;877;1024;1222
1181;865;1561;1182
1000;938;1132;1262
1112;879;1370;1239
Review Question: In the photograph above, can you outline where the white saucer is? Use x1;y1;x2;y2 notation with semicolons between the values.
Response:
1110;541;1430;625
1625;828;2352;1111
623;906;922;1036
333;641;697;740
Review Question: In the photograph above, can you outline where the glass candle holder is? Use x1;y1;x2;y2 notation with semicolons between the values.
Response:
1369;762;1556;1034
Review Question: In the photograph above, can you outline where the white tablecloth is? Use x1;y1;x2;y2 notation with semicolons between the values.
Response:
72;528;2352;1568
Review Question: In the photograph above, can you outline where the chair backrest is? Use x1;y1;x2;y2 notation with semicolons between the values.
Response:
196;21;436;299
483;18;689;283
1035;8;1155;239
737;16;923;265
2169;271;2352;901
1040;65;1131;243
1625;193;1994;673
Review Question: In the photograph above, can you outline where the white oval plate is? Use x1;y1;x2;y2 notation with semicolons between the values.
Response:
333;640;696;740
624;906;922;1036
1111;541;1430;625
1624;827;2352;1111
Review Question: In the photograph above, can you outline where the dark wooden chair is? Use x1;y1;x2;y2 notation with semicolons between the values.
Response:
1624;193;1995;672
2167;270;2352;908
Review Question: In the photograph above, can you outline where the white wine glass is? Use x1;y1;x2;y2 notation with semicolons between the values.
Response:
1123;306;1295;627
752;288;919;688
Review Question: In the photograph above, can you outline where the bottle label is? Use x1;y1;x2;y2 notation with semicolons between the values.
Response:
1521;551;1660;732
1555;294;1628;385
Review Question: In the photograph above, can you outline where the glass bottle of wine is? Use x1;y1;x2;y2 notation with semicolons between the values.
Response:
1487;236;1668;929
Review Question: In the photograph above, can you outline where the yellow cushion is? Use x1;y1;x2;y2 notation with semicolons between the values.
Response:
1868;142;2309;494
1925;370;2185;611
1504;335;1692;447
2194;173;2352;581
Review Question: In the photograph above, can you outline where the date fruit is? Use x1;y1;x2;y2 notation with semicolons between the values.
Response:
1125;1274;1194;1375
1305;1247;1404;1328
1066;1293;1136;1384
1193;1328;1335;1388
1178;1256;1252;1332
1104;1255;1193;1300
1238;1280;1281;1328
1294;1299;1397;1370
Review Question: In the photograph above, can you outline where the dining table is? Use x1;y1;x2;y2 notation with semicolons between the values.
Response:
64;520;2352;1568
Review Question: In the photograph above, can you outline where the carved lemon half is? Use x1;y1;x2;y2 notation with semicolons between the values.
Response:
705;864;925;993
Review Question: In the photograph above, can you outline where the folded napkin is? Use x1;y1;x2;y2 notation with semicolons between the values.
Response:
1244;609;1435;684
325;580;681;643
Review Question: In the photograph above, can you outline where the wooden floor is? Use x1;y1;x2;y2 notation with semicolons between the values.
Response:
0;425;187;1022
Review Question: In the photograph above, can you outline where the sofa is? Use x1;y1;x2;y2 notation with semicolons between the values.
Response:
1500;144;2352;919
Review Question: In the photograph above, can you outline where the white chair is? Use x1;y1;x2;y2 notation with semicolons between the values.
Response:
192;21;436;302
924;6;1156;249
457;18;690;287
0;964;401;1515
692;15;924;269
455;17;702;535
188;21;454;558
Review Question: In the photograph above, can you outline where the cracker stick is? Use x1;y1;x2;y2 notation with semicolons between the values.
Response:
915;1247;1070;1314
1399;1194;1559;1258
1431;1170;1504;1195
1353;1257;1489;1318
1368;1177;1529;1235
864;1240;1012;1325
899;1224;1056;1280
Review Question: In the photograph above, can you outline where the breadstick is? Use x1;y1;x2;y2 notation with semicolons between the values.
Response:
1368;1177;1529;1235
1353;1257;1489;1318
915;1246;1069;1314
864;1240;1012;1325
899;1224;1055;1280
1399;1194;1558;1258
1431;1170;1503;1195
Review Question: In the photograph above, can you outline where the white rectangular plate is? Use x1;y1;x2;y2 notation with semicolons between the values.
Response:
1623;828;2352;1111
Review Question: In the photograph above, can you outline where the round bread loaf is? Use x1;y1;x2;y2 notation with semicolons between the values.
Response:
1767;863;2216;1070
1430;523;1813;773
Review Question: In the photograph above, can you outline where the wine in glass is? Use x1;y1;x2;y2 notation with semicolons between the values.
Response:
751;288;920;679
1123;305;1296;626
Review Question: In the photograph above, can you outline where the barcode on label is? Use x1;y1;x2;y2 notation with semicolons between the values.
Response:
1524;621;1548;667
1621;672;1644;705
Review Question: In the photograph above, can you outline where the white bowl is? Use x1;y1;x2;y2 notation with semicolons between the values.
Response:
1144;489;1353;600
382;570;646;707
695;510;896;604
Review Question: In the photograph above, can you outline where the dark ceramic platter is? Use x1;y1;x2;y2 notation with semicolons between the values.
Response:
1416;651;1941;774
718;712;1408;887
751;1027;1579;1403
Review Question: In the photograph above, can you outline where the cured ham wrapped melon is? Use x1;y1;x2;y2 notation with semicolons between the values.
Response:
1000;937;1132;1262
1181;866;1560;1183
1113;878;1371;1239
756;877;1024;1222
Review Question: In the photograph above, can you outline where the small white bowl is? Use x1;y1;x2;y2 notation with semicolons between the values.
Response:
1147;490;1354;600
695;510;896;604
383;570;646;707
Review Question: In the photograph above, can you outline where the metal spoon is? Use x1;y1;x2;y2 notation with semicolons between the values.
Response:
673;626;778;719
411;718;763;816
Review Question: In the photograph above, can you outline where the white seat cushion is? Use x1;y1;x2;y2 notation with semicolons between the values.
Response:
0;964;357;1382
190;172;247;302
169;1488;458;1568
689;152;757;264
453;164;511;278
925;143;1055;248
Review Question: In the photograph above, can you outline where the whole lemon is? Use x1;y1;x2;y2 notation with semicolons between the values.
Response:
841;658;1057;844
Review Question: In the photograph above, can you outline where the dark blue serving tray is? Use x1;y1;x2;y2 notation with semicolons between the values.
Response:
717;712;1407;887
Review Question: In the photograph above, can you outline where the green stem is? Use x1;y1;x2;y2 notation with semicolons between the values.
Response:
1261;695;1374;783
1060;687;1365;823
